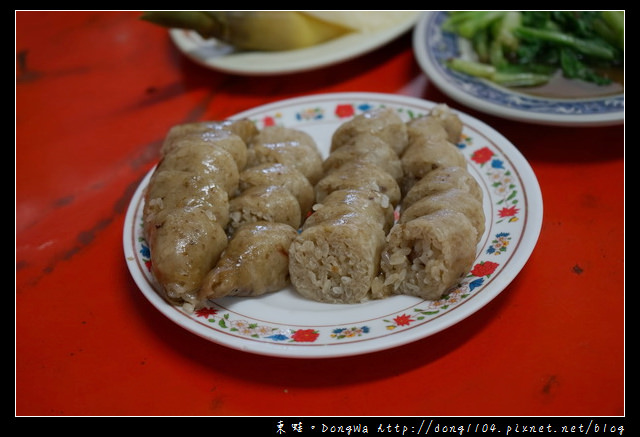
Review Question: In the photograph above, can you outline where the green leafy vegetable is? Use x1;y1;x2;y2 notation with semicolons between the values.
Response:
442;11;624;87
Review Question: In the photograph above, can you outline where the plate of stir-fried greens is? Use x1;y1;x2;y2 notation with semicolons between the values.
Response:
413;11;624;126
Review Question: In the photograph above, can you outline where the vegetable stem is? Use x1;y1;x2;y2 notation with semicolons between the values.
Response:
446;58;550;87
441;11;623;88
515;26;617;60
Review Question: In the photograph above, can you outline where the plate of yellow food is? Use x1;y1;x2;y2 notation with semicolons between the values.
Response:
123;92;543;358
141;11;421;75
413;11;624;126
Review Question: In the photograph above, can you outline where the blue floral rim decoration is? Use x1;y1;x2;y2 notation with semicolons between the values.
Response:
425;11;624;117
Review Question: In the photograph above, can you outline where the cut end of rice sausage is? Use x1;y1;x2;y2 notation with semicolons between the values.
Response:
379;209;478;300
289;219;385;304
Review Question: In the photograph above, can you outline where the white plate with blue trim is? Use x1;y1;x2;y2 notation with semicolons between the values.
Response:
413;11;624;127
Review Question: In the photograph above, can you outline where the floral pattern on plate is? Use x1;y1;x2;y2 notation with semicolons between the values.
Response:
124;92;542;358
412;11;624;126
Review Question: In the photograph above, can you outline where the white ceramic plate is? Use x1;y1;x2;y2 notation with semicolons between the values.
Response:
168;12;420;75
123;92;543;359
413;11;624;127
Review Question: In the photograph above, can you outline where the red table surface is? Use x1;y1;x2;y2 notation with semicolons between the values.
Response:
15;11;625;417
